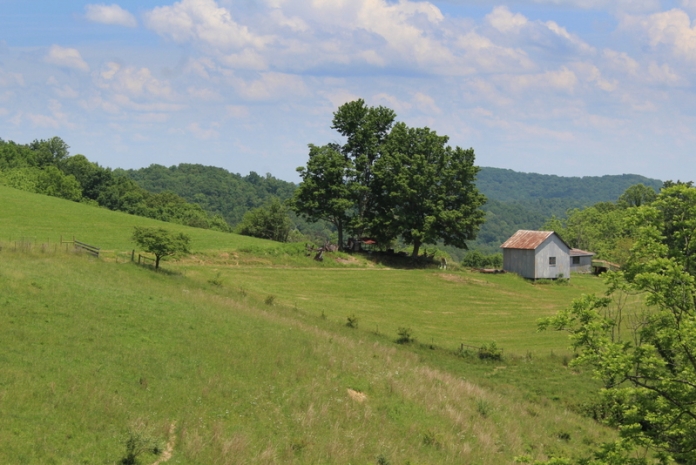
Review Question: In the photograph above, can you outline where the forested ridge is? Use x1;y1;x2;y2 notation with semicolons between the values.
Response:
473;168;663;253
1;134;663;255
122;163;662;253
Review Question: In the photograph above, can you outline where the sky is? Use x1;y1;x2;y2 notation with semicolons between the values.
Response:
1;0;695;182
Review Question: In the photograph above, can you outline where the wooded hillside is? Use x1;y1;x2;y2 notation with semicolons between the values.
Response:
123;163;662;253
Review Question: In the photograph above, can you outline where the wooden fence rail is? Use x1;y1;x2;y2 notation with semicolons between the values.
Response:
74;240;100;257
137;254;155;265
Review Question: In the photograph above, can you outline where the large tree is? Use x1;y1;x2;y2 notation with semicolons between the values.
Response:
539;184;696;464
331;99;396;237
372;122;486;257
292;144;354;247
294;99;485;253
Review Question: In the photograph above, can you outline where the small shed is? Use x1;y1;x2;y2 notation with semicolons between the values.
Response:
500;230;571;280
570;248;595;273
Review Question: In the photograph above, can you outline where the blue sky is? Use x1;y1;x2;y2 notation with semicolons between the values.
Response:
1;0;695;182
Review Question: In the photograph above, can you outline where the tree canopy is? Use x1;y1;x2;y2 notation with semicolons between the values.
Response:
293;99;486;254
236;197;293;243
539;183;696;464
132;227;191;270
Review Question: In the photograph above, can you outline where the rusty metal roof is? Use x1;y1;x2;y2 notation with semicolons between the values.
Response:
570;248;595;257
500;230;570;250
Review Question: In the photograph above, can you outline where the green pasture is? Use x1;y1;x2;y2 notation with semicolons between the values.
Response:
184;265;607;355
0;250;610;464
0;187;622;463
0;185;278;252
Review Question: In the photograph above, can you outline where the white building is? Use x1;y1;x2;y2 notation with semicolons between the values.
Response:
500;230;571;280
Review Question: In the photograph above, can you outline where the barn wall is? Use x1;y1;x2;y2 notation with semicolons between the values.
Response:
503;248;536;278
570;255;593;273
534;236;570;279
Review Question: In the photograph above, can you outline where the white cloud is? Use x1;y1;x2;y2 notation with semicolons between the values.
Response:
682;0;696;15
187;86;220;100
144;0;271;51
220;49;268;70
226;105;249;118
188;122;219;139
413;92;441;114
320;89;362;109
646;62;686;85
230;72;307;101
0;70;24;87
544;21;595;54
602;49;640;75
25;99;75;129
623;9;696;60
45;45;90;72
85;4;137;27
503;67;579;93
268;9;308;32
96;62;174;98
485;6;594;57
486;6;528;34
455;32;533;73
372;93;412;112
572;62;617;91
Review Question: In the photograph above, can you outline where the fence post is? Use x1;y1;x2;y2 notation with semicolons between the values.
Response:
131;250;135;262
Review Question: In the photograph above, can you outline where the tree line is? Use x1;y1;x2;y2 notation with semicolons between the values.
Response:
0;137;230;232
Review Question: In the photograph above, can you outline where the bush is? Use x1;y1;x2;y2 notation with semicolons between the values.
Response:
478;342;503;361
396;327;415;344
462;251;503;268
346;314;359;328
120;427;161;465
236;197;292;242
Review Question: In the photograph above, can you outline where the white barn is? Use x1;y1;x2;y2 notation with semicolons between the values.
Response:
500;230;571;280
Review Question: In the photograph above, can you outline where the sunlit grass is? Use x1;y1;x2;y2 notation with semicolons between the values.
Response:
0;250;611;464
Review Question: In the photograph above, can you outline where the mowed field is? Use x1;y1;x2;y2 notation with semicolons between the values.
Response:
184;265;606;354
0;186;616;463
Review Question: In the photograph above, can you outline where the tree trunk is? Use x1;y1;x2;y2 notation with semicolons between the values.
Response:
411;241;421;258
337;219;344;251
155;255;161;270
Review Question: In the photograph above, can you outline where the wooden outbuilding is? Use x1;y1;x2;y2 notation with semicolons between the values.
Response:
500;230;571;280
570;248;595;273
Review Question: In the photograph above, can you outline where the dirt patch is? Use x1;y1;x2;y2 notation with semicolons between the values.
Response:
347;388;367;403
150;422;177;465
335;256;360;265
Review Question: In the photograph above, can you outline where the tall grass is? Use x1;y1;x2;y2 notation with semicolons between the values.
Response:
0;250;610;464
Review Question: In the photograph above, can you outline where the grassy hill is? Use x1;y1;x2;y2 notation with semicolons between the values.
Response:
0;186;617;464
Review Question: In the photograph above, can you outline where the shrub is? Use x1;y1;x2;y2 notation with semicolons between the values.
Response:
207;272;223;287
120;427;160;465
396;327;415;344
478;342;503;361
264;295;275;306
476;399;491;418
346;314;359;329
422;430;440;448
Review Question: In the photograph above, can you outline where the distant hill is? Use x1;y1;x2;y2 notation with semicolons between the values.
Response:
123;163;663;255
471;168;664;254
120;164;296;226
477;168;662;204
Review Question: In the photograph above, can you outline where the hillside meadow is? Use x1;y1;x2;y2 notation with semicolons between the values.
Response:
0;186;622;463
